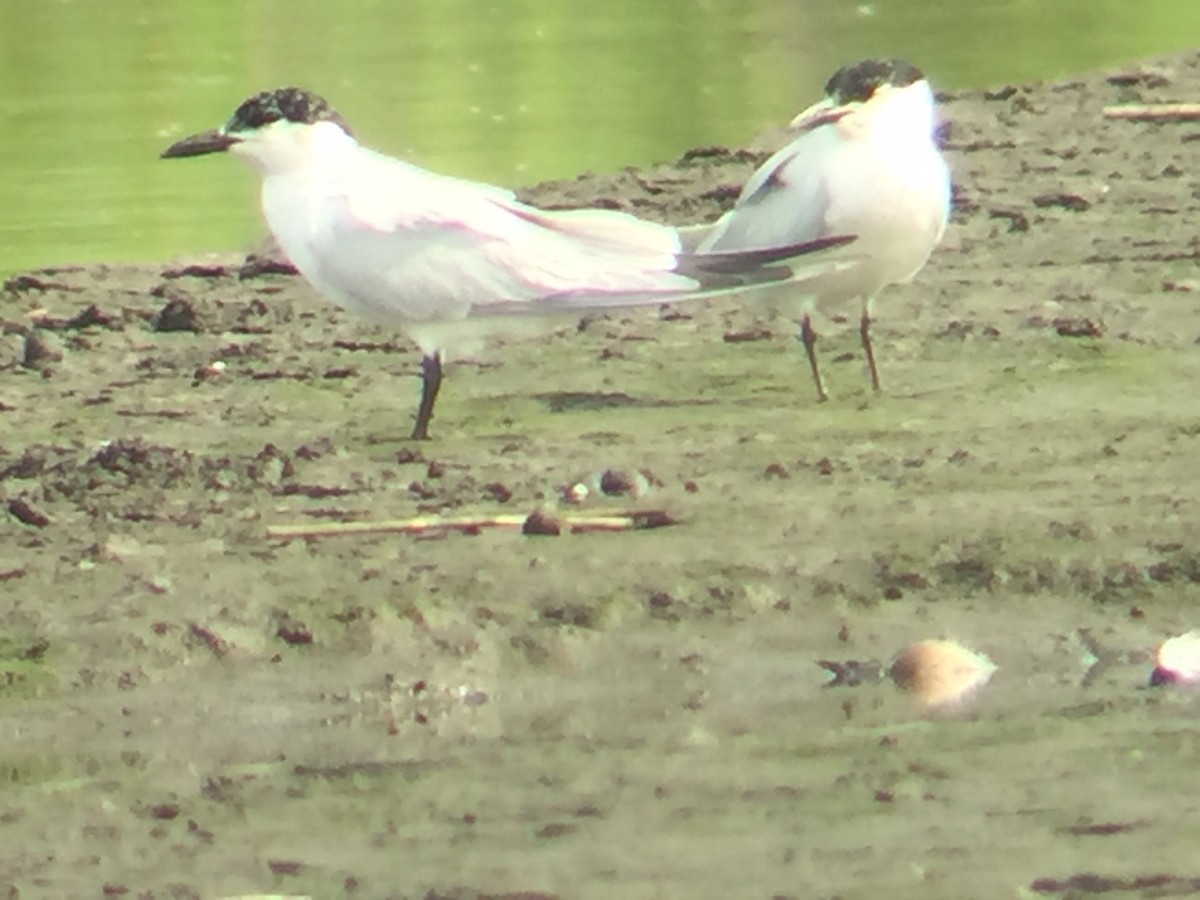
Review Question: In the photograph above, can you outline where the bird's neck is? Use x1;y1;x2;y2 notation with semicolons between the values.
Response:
875;83;938;142
239;120;358;178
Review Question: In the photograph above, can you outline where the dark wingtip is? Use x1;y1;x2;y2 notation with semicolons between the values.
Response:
688;233;857;275
161;129;237;159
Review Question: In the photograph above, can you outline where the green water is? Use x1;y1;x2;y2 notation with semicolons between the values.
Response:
0;0;1195;276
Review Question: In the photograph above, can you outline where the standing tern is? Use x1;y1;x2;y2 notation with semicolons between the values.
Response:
695;58;951;401
161;87;855;439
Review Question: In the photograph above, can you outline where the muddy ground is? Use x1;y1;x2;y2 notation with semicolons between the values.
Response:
3;50;1200;899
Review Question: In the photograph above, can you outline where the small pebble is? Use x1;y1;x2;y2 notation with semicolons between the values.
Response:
563;483;589;504
600;468;637;496
522;510;561;536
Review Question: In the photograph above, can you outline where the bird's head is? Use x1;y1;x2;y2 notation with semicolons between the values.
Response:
161;87;355;174
789;59;935;139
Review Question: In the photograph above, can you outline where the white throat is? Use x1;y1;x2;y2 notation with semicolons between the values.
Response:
229;119;356;177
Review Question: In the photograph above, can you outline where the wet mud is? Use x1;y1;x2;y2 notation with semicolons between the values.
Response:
3;51;1200;899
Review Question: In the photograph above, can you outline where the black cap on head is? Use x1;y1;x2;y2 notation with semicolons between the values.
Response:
225;87;354;137
824;59;924;105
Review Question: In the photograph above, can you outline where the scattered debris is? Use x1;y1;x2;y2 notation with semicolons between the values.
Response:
1054;317;1105;338
723;327;774;343
1033;192;1092;212
7;497;51;528
988;206;1030;233
152;297;203;333
161;263;231;280
4;273;84;293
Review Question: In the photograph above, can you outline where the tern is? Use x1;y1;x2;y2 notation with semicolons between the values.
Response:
694;58;951;401
161;87;855;439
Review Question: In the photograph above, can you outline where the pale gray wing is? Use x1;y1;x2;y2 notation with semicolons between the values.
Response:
698;126;840;253
306;148;716;322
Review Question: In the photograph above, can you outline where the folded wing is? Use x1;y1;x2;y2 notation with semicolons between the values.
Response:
698;127;838;253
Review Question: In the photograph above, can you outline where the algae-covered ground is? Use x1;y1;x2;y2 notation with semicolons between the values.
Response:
3;52;1200;899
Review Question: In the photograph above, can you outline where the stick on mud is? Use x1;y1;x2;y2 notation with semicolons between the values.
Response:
267;509;677;540
1102;103;1200;121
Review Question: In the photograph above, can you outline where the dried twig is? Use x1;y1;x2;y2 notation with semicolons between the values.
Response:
1102;103;1200;122
567;509;675;533
267;509;677;540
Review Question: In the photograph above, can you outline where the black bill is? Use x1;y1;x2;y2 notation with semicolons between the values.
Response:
161;129;238;159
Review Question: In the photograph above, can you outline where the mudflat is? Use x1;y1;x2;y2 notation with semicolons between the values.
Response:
3;51;1200;899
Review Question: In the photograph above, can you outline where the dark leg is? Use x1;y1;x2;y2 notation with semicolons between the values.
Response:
411;352;442;441
860;309;882;393
798;314;829;402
